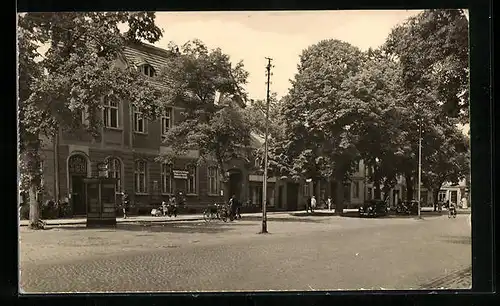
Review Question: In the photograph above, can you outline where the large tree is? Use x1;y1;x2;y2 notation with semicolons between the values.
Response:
269;39;365;214
156;39;251;201
382;9;469;201
421;121;470;207
18;12;163;229
341;48;405;200
384;9;469;123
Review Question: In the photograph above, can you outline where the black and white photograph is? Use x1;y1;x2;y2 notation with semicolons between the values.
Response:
17;10;472;293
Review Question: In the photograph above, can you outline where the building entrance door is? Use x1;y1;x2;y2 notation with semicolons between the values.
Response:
68;154;88;216
229;171;243;201
71;175;86;215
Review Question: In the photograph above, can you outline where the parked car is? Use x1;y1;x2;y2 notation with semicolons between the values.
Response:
358;200;388;217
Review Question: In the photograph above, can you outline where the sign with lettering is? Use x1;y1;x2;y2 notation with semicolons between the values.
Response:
173;170;189;179
69;155;87;175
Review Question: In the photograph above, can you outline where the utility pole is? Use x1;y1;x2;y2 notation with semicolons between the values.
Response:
261;57;273;234
417;118;422;219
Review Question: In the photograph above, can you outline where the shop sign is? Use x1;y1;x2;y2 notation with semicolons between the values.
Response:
173;170;189;179
249;175;277;183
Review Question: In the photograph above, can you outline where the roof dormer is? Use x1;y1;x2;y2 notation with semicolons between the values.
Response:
138;63;156;77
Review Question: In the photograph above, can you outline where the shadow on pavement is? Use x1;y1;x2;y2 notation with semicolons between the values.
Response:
289;212;337;218
244;216;322;223
439;235;471;245
339;211;446;219
51;221;255;234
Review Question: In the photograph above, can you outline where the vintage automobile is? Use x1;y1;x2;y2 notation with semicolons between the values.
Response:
358;200;389;217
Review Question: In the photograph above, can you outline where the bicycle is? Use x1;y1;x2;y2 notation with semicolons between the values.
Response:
203;204;219;222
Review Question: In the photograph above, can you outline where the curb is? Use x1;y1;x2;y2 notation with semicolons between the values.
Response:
19;216;205;227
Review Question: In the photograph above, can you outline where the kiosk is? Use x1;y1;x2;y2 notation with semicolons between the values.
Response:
84;163;117;228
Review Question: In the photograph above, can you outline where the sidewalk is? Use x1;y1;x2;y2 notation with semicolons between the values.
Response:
18;207;470;227
19;210;304;227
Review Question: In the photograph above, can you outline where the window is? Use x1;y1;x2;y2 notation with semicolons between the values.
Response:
133;108;147;133
103;99;120;128
186;165;196;194
353;181;360;198
134;160;147;193
80;106;89;126
254;157;261;169
139;64;156;77
367;166;373;178
161;108;173;137
208;167;218;195
107;158;122;193
161;163;173;194
367;187;373;200
303;183;310;197
354;160;360;172
438;191;446;202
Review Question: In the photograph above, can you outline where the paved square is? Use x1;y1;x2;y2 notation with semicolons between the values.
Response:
19;212;471;292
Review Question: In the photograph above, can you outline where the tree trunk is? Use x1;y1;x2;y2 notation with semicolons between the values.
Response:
28;181;41;228
22;139;43;229
333;171;345;216
373;162;381;199
374;180;382;200
218;166;229;204
432;180;445;211
432;188;440;211
405;174;414;201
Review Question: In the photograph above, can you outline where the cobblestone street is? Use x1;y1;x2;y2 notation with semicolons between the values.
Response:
19;212;471;293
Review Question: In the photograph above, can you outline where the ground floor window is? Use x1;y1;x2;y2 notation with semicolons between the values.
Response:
249;185;263;206
438;191;446;202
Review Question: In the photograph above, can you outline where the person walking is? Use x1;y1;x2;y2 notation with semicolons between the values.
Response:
229;194;237;220
327;196;332;211
306;196;312;213
311;195;317;213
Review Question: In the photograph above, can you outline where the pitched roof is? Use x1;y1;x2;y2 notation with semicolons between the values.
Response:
122;41;175;73
121;41;247;107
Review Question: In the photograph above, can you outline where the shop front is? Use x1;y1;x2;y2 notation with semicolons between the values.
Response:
248;175;276;208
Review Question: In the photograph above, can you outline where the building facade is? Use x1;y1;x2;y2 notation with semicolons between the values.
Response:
38;42;257;215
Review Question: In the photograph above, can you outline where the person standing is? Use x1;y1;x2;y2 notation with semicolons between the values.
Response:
306;196;312;213
327;196;332;211
235;196;242;220
311;196;317;213
161;200;167;216
121;191;129;219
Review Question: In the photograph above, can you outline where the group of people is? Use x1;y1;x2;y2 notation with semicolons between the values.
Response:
305;195;333;213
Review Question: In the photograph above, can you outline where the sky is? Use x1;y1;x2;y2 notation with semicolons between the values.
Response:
150;10;422;100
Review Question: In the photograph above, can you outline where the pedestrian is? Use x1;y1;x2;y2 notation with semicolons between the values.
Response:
311;196;317;213
161;200;167;216
306;196;312;213
229;194;237;219
235;196;242;220
461;197;468;209
327;196;332;211
121;191;129;219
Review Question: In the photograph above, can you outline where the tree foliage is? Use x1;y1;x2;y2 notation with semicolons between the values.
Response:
18;12;163;228
156;40;252;188
384;9;469;122
268;39;366;213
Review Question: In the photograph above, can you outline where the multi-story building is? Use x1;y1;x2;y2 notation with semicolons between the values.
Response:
37;42;258;215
